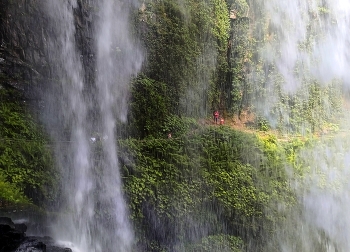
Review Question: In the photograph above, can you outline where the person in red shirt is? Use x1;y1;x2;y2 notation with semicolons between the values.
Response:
214;110;219;124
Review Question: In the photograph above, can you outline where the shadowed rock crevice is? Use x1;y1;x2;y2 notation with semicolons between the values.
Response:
0;217;72;252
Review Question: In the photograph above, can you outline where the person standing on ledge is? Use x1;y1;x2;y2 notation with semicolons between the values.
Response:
214;110;219;124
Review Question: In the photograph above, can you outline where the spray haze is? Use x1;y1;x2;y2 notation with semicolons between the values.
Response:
251;0;350;250
256;0;350;92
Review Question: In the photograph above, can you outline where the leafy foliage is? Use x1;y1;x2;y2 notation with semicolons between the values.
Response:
0;171;30;206
120;123;295;251
130;76;172;138
0;88;58;206
133;0;230;125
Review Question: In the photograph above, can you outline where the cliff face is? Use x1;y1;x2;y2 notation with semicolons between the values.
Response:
0;0;98;206
1;0;47;97
0;0;41;94
0;0;95;101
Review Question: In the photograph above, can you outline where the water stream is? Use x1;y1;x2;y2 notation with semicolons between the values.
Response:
43;1;143;251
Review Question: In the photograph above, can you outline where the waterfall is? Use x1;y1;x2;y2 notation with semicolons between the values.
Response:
43;0;143;251
250;0;350;251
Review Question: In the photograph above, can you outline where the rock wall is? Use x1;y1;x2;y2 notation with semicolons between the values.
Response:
0;0;95;101
0;0;47;96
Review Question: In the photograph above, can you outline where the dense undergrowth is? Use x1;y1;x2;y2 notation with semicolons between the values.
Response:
0;81;324;252
0;88;307;250
119;121;304;251
0;80;311;251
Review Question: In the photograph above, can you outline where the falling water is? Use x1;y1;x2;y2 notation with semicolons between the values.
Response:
43;0;143;251
251;0;350;251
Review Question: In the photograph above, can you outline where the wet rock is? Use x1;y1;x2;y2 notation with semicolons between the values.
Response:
0;217;16;229
15;238;46;252
0;0;96;117
0;217;26;251
14;223;27;233
14;236;73;252
0;217;72;252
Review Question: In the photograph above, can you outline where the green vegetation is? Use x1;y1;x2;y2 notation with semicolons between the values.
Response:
120;124;297;251
135;0;230;120
183;234;244;251
0;87;58;207
0;171;29;206
133;0;342;136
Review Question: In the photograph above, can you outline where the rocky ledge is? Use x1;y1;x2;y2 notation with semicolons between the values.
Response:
0;217;72;252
